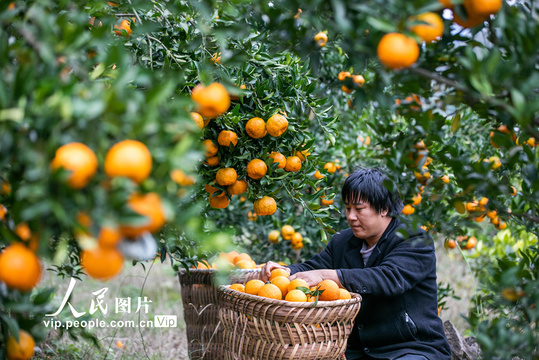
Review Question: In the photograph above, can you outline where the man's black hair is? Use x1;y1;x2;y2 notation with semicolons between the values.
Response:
341;167;404;217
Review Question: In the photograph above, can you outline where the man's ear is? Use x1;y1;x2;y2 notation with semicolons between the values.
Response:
381;208;389;217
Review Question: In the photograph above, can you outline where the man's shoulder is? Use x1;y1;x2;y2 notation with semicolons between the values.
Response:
330;228;355;246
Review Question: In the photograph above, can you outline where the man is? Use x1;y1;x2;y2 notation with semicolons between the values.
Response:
261;167;451;360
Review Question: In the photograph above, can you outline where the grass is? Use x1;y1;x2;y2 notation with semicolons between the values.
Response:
34;239;474;359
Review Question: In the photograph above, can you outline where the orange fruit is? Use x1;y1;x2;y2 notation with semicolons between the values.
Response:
377;33;420;70
204;156;219;166
191;83;230;119
446;239;457;249
245;279;265;295
51;142;98;189
81;246;124;280
235;259;256;269
194;260;210;269
245;117;267;139
270;268;290;280
0;243;41;292
120;192;166;238
209;194;230;209
314;32;328;47
352;75;365;86
248;211;258;221
228;179;248;195
258;283;283;300
338;288;352;300
253;196;277;216
191;112;204;128
412;194;422;206
323;162;337;173
486;210;497;219
314;170;324;179
410;12;444;43
266;114;288;137
318;279;340;301
230;283;245;292
463;236;477;250
202;139;218;157
271;276;291;297
269;152;286;169
295;149;310;162
281;225;295;240
0;180;11;195
6;330;35;360
217;130;238;147
211;52;221;64
284;156;301;172
205;183;225;197
402;204;415;215
467;0;502;16
287;278;309;293
216;167;238;186
114;19;132;36
0;204;7;221
104;140;152;184
233;253;252;264
246;159;267;179
268;230;280;244
7;3;15;10
452;8;486;28
342;85;354;94
439;0;454;8
496;221;507;230
291;242;304;250
441;175;450;184
170;169;195;186
285;289;307;302
338;71;351;81
291;232;303;245
98;226;122;248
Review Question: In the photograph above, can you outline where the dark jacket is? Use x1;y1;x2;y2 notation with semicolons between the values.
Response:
288;218;451;360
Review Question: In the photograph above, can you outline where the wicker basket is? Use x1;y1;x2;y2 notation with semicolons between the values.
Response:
218;285;362;360
179;268;261;360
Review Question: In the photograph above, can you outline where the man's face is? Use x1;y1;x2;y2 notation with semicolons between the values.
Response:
344;200;388;241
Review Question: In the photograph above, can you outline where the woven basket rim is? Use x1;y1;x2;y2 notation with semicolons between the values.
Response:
179;268;262;274
218;285;362;308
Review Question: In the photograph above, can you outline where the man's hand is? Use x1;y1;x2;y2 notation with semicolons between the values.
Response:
289;269;342;287
260;260;290;282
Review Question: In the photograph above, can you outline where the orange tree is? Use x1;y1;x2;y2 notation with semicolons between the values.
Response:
180;0;538;357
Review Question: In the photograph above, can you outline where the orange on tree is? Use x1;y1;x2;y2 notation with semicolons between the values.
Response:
245;279;265;295
209;194;230;208
321;198;334;206
295;149;310;162
216;167;238;186
463;236;477;250
253;196;277;216
284;156;301;172
467;0;502;16
314;170;324;179
191;82;230;119
81;246;124;280
317;279;340;301
204;156;219;166
230;283;245;292
203;139;218;157
486;210;497;219
6;329;35;360
446;239;457;249
246;159;267;179
266;114;288;137
119;192;166;238
441;175;450;184
98;226;122;248
190;112;205;128
217;130;238;147
228;179;248;195
338;71;351;81
377;32;420;69
258;283;283;300
205;183;225;197
51;142;98;189
245;117;267;138
281;225;295;240
170;169;195;186
324;162;337;173
104;140;152;184
0;204;7;221
452;7;486;28
269;152;286;169
402;204;415;215
410;12;444;43
268;230;280;243
338;288;352;300
114;19;133;36
285;289;307;302
287;278;309;293
271;276;291;297
342;85;354;94
291;241;304;250
247;211;258;221
412;194;422;206
352;75;365;86
314;31;328;47
291;232;303;245
0;243;41;292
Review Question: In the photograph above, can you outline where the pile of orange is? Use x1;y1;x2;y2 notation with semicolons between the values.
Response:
337;71;365;94
230;271;351;302
445;235;477;250
463;197;507;230
193;250;261;270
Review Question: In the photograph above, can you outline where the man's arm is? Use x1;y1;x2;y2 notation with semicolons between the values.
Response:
338;236;435;296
